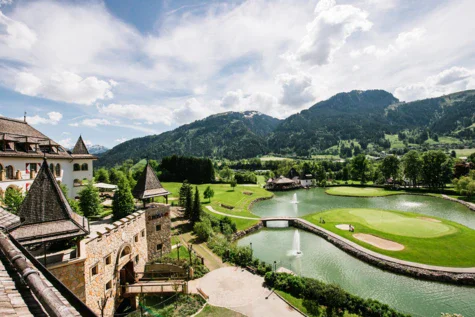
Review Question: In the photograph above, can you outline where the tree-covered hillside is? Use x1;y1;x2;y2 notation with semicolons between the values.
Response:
98;90;475;167
97;111;280;167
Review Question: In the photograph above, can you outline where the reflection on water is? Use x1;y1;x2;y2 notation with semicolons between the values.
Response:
238;229;475;317
252;188;475;229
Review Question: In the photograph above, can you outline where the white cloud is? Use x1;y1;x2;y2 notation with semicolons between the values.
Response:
13;71;114;105
99;103;174;125
57;137;73;148
23;111;62;125
289;0;372;65
394;66;475;101
173;98;215;124
351;28;426;58
277;72;317;107
0;0;13;8
115;137;128;143
0;11;37;50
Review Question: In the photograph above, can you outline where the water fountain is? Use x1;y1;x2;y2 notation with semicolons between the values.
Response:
289;230;302;256
290;193;299;204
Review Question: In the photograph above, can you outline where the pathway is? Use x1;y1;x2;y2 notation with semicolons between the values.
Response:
205;206;260;220
198;267;302;317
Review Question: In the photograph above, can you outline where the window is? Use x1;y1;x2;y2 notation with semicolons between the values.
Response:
135;255;139;264
141;230;145;237
55;164;61;177
134;234;138;243
73;163;80;171
156;224;161;232
29;163;37;173
105;280;112;290
49;163;54;175
105;254;111;265
91;264;98;276
156;244;162;251
73;179;81;187
5;166;14;179
81;163;88;171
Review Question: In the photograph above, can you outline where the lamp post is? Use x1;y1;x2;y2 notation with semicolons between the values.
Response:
250;242;253;259
177;242;180;261
274;260;277;272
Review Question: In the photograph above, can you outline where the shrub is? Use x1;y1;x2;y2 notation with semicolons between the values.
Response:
193;220;213;242
2;187;24;214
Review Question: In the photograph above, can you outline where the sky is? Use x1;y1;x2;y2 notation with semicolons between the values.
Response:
0;0;475;148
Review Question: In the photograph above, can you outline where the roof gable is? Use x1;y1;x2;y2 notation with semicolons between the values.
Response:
133;162;170;199
71;135;89;155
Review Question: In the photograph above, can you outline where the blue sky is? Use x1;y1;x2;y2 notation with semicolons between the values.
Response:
0;0;474;149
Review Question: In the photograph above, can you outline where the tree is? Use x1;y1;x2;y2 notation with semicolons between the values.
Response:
185;185;193;219
342;166;350;181
230;179;237;191
179;181;191;207
420;150;452;188
59;183;81;214
191;186;201;224
109;168;121;185
203;186;214;202
78;181;102;217
350;154;369;184
94;168;110;183
2;187;24;214
219;166;234;181
380;155;400;180
112;176;135;219
194;219;213;241
402;150;421;187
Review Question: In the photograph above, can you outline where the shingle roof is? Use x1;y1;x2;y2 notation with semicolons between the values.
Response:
132;162;170;200
9;160;89;245
0;116;96;160
71;136;89;155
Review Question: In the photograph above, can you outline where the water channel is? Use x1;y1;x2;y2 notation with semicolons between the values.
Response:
237;189;475;316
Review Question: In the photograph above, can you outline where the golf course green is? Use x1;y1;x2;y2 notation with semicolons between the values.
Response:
325;186;406;197
303;208;475;267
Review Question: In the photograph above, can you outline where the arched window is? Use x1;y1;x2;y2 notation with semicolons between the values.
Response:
81;163;88;171
55;164;61;177
5;166;13;179
73;163;80;171
49;163;55;175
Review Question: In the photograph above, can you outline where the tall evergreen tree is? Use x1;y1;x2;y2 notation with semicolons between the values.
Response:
185;185;193;219
191;186;201;224
112;176;135;219
179;180;191;207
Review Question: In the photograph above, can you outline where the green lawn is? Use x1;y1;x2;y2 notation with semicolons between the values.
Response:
455;148;475;158
326;186;405;197
195;304;244;317
303;208;475;267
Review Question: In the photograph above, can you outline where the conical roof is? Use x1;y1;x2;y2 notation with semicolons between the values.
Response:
133;162;170;200
10;159;89;245
71;135;89;155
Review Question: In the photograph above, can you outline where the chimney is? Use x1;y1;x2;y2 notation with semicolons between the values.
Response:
24;111;27;123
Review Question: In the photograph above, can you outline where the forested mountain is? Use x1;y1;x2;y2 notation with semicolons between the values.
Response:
98;90;475;167
97;111;280;167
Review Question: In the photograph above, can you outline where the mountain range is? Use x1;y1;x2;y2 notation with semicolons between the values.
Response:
97;90;475;167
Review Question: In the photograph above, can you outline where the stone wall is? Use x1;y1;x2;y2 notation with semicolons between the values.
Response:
48;258;86;301
145;204;172;262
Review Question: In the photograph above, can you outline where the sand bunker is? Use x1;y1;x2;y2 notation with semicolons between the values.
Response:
336;224;351;231
353;233;405;251
418;217;441;223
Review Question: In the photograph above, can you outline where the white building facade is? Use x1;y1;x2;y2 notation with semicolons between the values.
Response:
0;116;96;198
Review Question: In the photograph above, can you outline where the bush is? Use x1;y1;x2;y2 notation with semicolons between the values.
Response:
2;187;24;214
193;220;213;242
78;182;103;217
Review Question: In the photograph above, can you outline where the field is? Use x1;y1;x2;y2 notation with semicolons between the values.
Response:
455;148;475;158
326;186;405;197
160;182;269;230
303;208;475;267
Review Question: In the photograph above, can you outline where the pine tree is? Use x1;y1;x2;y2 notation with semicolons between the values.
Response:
191;186;201;224
112;176;135;220
179;180;190;207
185;185;193;219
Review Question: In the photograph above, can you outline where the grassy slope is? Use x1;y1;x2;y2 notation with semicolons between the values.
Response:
326;186;406;197
160;182;270;230
196;305;245;317
303;208;475;267
455;148;475;157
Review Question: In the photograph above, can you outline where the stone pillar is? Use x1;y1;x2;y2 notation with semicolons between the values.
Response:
30;170;36;179
15;170;22;180
0;170;4;181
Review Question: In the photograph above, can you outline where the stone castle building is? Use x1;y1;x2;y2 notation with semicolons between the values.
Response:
0;159;172;316
0;115;96;199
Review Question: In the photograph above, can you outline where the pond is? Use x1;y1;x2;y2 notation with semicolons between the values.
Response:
239;189;475;317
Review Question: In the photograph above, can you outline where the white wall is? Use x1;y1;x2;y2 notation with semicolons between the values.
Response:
0;157;94;199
